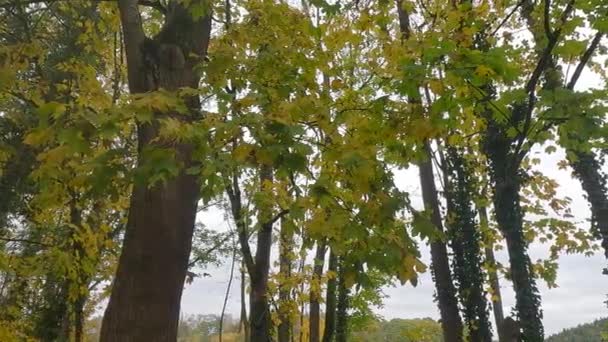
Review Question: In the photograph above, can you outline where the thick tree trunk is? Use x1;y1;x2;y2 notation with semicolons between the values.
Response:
309;241;327;342
419;143;464;342
249;165;274;342
322;250;338;342
73;295;85;342
445;147;492;342
335;258;349;342
483;120;543;341
101;172;200;341
100;1;211;341
491;171;543;341
479;207;506;342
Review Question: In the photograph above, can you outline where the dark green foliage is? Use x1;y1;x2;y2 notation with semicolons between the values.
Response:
546;318;608;342
445;146;492;342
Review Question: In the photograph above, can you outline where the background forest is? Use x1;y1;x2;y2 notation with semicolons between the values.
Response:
0;0;607;341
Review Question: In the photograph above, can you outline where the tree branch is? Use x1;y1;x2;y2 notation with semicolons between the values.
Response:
543;0;553;40
267;209;290;226
117;0;147;93
490;0;525;37
0;236;52;247
567;31;604;90
224;171;255;277
524;0;575;94
188;231;236;268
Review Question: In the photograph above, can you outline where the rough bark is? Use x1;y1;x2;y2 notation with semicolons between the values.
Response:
419;143;464;342
309;241;327;342
100;1;212;341
322;250;338;342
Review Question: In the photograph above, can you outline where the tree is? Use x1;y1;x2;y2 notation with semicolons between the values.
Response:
395;2;464;340
1;2;126;340
444;145;492;342
100;1;212;340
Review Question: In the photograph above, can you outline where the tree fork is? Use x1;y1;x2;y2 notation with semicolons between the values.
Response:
100;1;212;340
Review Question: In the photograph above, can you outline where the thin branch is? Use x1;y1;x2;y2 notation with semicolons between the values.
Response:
524;0;575;94
0;236;52;247
567;32;604;90
267;209;290;226
465;80;525;137
543;0;553;40
225;170;255;276
489;0;525;37
188;231;235;268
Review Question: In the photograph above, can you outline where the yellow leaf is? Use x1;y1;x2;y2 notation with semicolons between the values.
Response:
330;79;344;90
24;128;52;146
344;270;356;288
475;65;494;78
428;79;444;95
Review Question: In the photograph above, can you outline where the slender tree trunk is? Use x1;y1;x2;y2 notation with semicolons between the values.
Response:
335;258;349;342
70;199;87;342
220;244;237;342
239;264;250;342
249;165;274;342
299;253;306;342
444;147;492;342
309;241;327;342
419;143;464;342
278;217;294;342
100;2;212;340
322;250;337;342
479;207;506;341
394;4;463;339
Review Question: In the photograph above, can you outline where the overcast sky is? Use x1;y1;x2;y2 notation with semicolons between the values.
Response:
180;145;608;336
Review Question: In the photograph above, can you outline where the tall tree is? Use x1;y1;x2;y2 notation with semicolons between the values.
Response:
309;240;326;342
479;206;506;341
322;250;338;342
444;146;493;342
335;257;350;342
278;216;295;342
395;2;464;340
100;1;212;340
